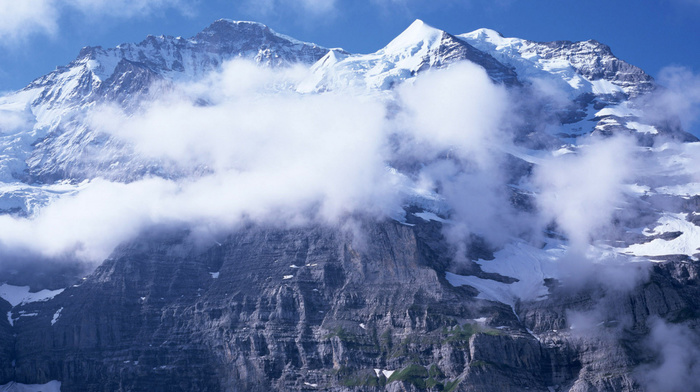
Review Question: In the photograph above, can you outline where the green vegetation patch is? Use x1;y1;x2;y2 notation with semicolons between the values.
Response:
387;364;430;388
442;322;502;347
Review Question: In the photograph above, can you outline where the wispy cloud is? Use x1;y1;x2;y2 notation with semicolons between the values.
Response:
0;0;59;42
637;318;700;392
644;66;700;136
0;0;186;44
534;135;637;254
241;0;338;19
65;0;189;18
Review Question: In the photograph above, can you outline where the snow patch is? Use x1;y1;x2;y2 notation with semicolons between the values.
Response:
656;183;700;197
0;284;64;307
51;307;63;326
445;241;564;306
620;213;700;258
625;121;658;135
414;211;447;223
0;380;61;392
372;369;395;379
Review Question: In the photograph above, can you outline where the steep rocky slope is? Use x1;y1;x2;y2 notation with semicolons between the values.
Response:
4;216;698;391
0;19;699;392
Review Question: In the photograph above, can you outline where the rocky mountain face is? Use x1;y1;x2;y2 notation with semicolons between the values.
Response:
5;217;699;391
1;19;699;392
1;20;330;187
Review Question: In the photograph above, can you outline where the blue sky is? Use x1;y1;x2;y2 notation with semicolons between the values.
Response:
0;0;698;92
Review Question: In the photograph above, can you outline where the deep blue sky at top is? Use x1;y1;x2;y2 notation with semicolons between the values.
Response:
0;0;698;92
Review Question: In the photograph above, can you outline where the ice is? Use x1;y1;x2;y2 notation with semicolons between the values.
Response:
445;241;564;306
51;308;63;326
283;275;293;280
0;381;61;392
590;79;624;95
414;211;447;223
625;121;658;135
373;368;396;379
209;272;220;279
595;103;641;118
620;213;700;258
0;284;64;307
383;19;443;53
301;19;453;93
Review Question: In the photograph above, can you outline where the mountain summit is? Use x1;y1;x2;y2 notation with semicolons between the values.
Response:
0;19;699;392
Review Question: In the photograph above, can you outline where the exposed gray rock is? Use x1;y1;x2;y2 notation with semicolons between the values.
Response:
1;219;697;391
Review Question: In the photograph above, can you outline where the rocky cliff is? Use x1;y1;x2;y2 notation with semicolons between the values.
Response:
0;19;699;392
3;215;699;391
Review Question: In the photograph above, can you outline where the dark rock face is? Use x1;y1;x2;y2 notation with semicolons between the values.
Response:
3;20;700;392
2;218;697;391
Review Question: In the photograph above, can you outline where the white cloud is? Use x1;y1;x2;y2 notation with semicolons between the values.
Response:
0;59;521;263
0;60;402;261
394;62;526;254
652;66;700;135
0;0;59;42
66;0;187;18
534;135;637;253
637;318;700;392
396;62;509;166
242;0;337;18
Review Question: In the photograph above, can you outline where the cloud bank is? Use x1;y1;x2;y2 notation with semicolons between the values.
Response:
0;60;525;263
0;1;58;42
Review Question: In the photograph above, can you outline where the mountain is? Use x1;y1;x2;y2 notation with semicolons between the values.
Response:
0;20;330;216
458;28;695;146
299;19;519;92
1;19;699;392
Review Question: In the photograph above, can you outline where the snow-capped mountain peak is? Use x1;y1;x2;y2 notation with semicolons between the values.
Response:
0;18;694;221
300;19;518;92
382;19;445;53
459;28;654;98
0;20;333;194
462;27;508;44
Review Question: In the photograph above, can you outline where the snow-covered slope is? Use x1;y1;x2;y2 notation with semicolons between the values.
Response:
0;18;697;274
0;20;330;200
28;20;329;109
299;20;518;92
457;28;697;144
459;28;653;99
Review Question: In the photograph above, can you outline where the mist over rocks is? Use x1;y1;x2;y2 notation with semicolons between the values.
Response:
0;18;699;391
